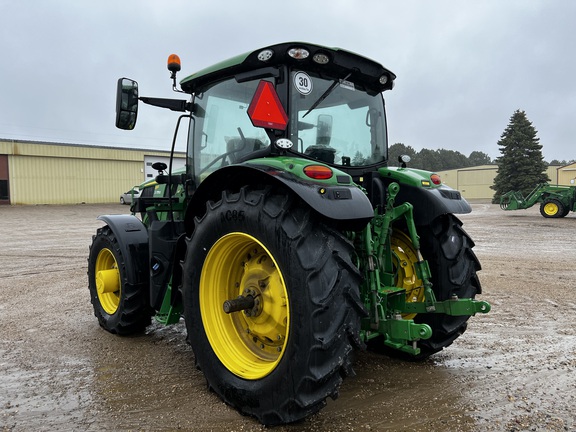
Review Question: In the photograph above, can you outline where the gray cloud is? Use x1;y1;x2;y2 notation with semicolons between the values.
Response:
1;0;574;161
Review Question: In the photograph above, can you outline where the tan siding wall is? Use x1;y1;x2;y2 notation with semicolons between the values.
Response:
1;140;183;205
438;165;561;200
557;163;576;185
438;166;497;200
457;168;495;199
9;155;143;204
545;165;559;184
1;140;170;161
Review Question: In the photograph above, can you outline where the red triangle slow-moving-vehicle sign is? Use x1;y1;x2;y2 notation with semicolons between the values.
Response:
247;81;288;130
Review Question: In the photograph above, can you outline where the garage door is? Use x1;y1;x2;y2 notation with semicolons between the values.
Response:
0;155;9;204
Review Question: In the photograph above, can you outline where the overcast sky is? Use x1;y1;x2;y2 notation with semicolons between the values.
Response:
1;0;574;162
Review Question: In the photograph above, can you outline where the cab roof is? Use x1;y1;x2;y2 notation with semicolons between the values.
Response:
179;42;396;95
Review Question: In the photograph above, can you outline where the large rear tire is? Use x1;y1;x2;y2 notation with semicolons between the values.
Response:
182;186;364;425
87;225;151;334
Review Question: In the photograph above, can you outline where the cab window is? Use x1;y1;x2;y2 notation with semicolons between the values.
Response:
190;78;271;181
289;71;387;166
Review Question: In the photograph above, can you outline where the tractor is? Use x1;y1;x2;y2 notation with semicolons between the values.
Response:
88;42;490;425
500;182;576;218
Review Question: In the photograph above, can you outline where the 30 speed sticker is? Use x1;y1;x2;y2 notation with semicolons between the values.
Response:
294;72;313;95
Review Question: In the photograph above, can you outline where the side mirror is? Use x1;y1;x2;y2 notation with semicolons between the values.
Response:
115;78;139;130
316;114;333;145
152;161;168;173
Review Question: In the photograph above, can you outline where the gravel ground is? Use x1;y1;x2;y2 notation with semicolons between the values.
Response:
1;202;575;431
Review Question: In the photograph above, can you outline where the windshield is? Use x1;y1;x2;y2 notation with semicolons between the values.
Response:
189;71;388;182
289;71;387;167
189;77;271;181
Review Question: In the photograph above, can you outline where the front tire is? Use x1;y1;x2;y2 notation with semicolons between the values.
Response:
413;214;482;358
368;214;482;360
182;186;364;425
540;199;565;218
88;225;151;334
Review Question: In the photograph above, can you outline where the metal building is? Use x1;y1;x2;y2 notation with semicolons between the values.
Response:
2;138;572;205
557;162;576;185
0;139;184;205
438;164;564;200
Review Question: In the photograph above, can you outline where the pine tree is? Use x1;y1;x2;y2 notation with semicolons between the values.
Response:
469;151;492;166
491;110;549;203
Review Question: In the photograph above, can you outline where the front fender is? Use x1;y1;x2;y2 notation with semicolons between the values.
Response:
96;214;149;286
187;164;374;232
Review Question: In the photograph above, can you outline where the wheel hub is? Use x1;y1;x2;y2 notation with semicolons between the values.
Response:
94;248;121;315
96;269;120;294
543;202;559;216
239;288;261;317
391;231;425;320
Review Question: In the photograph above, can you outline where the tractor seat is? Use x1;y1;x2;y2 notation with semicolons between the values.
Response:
226;137;266;163
304;144;337;164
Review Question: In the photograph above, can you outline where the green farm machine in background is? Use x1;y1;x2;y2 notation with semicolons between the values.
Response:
500;183;576;218
88;42;490;425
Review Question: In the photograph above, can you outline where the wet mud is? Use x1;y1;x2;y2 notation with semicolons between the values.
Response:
1;203;574;431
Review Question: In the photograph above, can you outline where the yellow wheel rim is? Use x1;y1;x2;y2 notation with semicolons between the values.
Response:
391;231;425;320
543;202;559;216
200;233;289;380
95;248;121;315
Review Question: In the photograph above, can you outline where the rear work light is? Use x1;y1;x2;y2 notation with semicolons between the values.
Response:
313;53;330;64
288;47;309;59
303;165;333;180
257;49;274;62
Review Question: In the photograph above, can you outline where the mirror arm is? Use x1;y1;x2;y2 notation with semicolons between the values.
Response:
156;173;189;185
139;97;191;112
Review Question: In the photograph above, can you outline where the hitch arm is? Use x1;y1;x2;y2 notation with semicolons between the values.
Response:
403;297;491;316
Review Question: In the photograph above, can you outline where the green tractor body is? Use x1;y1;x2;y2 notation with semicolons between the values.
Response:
500;182;576;217
88;42;489;425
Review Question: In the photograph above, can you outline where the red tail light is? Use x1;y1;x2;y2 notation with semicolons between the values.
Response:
303;165;333;180
430;174;442;185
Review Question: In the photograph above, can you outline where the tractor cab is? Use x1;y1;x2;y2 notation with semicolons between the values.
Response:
117;42;396;189
186;44;395;182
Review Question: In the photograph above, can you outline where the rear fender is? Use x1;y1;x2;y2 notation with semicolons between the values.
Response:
395;184;471;225
185;164;374;234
